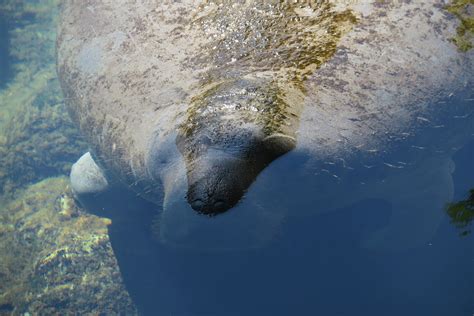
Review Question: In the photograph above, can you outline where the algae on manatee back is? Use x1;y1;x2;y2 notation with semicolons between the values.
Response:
183;1;358;140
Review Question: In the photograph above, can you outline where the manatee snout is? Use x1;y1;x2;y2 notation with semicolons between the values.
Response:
178;130;296;215
186;152;255;215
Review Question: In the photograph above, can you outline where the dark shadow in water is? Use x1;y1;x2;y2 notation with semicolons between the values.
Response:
81;140;474;316
91;191;474;316
86;188;391;316
0;19;12;88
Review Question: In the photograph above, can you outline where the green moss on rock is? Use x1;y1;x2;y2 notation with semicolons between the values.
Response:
0;0;87;195
0;0;60;79
445;0;474;52
0;77;87;196
0;3;138;314
446;189;474;236
0;177;137;315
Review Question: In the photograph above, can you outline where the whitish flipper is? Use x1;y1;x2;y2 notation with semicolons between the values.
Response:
70;152;109;200
362;157;455;251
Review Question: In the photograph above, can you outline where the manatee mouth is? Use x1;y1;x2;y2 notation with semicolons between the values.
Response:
189;198;229;215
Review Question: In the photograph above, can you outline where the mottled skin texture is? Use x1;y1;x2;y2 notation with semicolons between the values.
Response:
57;0;356;211
58;0;473;249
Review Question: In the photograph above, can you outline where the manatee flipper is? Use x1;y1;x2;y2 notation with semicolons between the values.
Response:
70;152;110;202
362;157;455;251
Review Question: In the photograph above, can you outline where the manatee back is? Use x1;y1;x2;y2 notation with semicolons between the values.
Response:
57;1;204;190
296;1;474;162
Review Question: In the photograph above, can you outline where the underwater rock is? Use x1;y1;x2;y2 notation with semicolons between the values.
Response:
0;177;137;315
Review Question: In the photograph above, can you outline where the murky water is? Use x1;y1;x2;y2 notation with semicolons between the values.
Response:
0;2;473;316
0;19;11;88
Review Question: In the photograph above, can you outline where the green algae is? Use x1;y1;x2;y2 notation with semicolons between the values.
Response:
191;0;357;84
0;0;59;122
0;3;130;311
0;76;87;196
0;0;60;85
0;0;59;21
181;1;358;152
0;0;87;196
0;177;137;314
446;189;474;236
445;0;474;52
0;3;138;313
182;79;301;142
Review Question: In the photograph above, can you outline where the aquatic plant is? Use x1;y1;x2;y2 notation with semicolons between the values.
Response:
445;0;474;52
0;77;87;196
446;189;474;236
0;177;137;314
0;3;128;312
0;0;59;121
0;0;60;80
0;0;58;20
0;0;87;195
0;1;133;309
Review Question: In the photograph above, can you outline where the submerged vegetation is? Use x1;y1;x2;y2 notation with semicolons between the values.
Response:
446;189;474;236
0;0;60;88
0;77;87;196
445;0;474;52
0;2;136;313
0;178;137;314
0;0;87;196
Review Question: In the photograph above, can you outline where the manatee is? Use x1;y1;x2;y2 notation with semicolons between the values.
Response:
57;1;474;250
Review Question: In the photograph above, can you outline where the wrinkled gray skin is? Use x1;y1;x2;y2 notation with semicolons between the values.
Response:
58;0;473;250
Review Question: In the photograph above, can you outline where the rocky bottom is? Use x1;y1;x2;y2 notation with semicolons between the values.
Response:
0;177;137;315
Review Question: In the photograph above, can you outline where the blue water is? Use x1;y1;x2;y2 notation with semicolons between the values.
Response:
94;139;473;316
0;19;11;88
1;6;473;316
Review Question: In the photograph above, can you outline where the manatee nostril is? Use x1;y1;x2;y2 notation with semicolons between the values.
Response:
213;200;227;211
189;197;230;215
191;199;204;211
